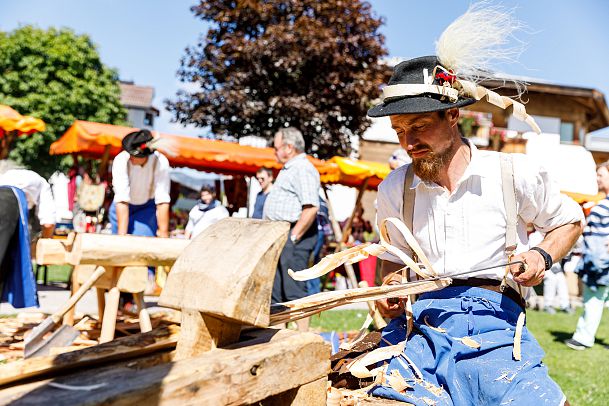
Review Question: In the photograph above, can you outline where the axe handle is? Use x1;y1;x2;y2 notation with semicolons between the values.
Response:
51;266;106;324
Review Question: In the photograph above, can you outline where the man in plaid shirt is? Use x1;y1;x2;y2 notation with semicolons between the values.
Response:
264;127;320;331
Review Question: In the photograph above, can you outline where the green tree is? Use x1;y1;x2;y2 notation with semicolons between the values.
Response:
167;0;387;158
0;26;126;176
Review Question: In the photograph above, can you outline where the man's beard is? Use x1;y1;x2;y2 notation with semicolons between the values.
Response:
410;141;456;182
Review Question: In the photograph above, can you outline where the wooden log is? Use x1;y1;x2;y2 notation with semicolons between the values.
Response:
68;233;190;267
0;325;179;387
0;329;330;406
35;239;68;265
160;218;289;327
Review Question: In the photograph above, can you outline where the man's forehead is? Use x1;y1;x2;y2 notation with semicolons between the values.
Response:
390;112;437;127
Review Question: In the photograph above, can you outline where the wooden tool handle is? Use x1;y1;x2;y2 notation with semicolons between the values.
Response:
51;266;106;324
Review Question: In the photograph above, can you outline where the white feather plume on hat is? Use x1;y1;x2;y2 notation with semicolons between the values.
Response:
436;3;527;86
434;2;540;133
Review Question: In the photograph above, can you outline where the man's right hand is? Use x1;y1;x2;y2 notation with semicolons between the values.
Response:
375;270;407;319
376;296;406;319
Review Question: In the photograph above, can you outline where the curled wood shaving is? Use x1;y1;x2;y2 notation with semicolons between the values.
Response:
423;315;447;333
513;312;525;361
288;243;386;281
457;336;481;349
379;217;437;278
386;369;410;393
347;341;405;378
339;310;374;351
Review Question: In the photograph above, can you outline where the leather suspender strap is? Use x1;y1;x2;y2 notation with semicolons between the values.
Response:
401;164;416;258
500;153;518;257
148;153;158;201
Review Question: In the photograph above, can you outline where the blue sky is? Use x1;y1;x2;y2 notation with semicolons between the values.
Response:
1;0;609;136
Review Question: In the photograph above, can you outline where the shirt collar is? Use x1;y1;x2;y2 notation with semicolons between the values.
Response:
409;138;484;190
283;153;307;169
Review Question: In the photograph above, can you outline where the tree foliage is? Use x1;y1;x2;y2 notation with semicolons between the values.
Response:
167;0;387;158
0;26;126;176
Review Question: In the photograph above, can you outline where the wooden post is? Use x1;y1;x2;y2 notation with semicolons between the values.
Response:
133;292;152;333
340;177;370;245
99;267;120;343
98;145;111;182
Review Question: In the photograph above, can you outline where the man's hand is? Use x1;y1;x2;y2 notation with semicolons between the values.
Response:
509;250;545;287
375;271;407;319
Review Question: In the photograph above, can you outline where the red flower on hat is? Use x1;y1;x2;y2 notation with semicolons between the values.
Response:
435;70;456;85
139;143;147;150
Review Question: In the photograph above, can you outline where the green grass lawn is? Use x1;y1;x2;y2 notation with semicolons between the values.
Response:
311;308;609;406
36;264;72;284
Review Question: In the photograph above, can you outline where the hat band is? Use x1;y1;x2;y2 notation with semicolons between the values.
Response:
382;84;459;103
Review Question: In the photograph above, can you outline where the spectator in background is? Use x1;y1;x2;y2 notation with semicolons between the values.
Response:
566;162;609;350
264;127;319;332
185;185;229;239
110;130;171;238
252;167;274;219
0;159;56;308
110;129;171;299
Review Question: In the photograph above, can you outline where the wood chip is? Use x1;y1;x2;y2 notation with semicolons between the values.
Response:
457;337;481;349
513;312;525;361
347;341;405;378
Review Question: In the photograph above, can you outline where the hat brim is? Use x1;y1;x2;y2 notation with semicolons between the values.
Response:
367;94;476;117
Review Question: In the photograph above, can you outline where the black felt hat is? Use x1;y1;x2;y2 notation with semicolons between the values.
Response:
368;56;476;117
122;129;154;157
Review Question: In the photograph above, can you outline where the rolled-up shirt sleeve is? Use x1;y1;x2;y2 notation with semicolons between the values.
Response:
154;153;171;205
36;178;56;225
514;154;584;232
112;151;131;203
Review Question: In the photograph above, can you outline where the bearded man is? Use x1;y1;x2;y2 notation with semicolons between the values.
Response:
369;55;583;405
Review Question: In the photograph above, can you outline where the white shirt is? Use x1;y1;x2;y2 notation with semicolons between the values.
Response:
112;150;171;205
0;169;56;225
376;142;583;282
185;203;229;239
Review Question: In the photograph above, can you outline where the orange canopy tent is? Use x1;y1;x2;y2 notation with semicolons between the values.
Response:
50;121;339;181
0;104;46;136
0;104;46;159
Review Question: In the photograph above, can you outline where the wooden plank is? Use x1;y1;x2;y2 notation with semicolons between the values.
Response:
68;233;190;267
0;325;179;387
0;329;330;406
270;278;452;325
159;218;289;327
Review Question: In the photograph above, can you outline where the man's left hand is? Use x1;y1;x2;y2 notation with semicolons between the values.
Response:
509;251;546;287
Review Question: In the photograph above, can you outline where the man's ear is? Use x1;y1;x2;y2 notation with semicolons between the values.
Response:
446;108;460;128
